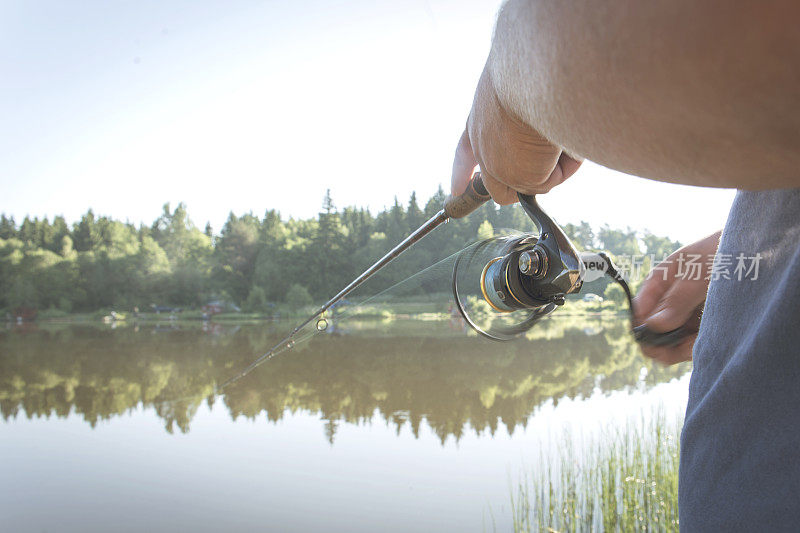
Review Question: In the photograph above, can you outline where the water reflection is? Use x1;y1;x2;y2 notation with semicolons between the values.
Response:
0;318;689;442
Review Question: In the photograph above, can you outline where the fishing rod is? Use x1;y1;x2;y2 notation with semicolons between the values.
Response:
226;172;493;381
229;170;689;386
290;172;491;334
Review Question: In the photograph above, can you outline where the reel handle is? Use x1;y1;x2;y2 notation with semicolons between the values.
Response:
587;251;696;348
443;172;491;219
632;324;694;346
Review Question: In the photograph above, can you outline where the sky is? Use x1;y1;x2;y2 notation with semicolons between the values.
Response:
1;0;735;243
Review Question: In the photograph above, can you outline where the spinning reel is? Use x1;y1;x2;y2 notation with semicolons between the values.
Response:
452;193;691;345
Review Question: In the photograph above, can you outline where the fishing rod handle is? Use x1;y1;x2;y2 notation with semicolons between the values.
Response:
443;171;491;219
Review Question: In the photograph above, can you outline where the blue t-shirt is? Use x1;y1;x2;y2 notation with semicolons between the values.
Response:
680;190;800;531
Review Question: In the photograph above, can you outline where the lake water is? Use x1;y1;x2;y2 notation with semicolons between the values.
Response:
0;317;691;532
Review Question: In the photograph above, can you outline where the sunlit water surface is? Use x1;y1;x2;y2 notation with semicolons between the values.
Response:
1;318;690;532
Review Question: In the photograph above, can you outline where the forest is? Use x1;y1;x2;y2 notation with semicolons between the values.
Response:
0;187;680;314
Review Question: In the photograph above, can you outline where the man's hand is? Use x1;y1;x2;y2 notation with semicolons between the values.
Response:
451;64;582;204
633;231;722;365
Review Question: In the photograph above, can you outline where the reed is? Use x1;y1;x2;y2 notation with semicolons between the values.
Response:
511;411;681;532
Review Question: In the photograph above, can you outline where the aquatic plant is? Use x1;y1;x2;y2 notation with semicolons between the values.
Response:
511;411;681;532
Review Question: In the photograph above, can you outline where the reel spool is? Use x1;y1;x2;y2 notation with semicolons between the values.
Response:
452;194;585;341
452;234;552;340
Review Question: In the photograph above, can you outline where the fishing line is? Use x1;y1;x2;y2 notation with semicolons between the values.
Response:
214;242;479;393
207;172;494;395
156;179;691;407
215;225;552;395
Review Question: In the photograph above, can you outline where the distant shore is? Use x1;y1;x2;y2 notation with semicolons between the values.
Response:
9;298;628;326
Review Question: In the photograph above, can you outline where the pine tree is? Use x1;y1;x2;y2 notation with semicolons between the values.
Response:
313;190;348;295
0;214;15;240
406;191;424;231
50;216;70;253
18;216;37;245
73;210;100;252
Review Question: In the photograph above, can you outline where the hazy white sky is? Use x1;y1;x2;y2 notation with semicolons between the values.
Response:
1;0;735;243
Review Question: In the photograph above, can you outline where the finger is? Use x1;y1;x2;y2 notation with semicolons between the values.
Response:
642;333;696;365
481;170;518;205
525;152;583;194
557;152;583;180
645;278;707;332
632;261;680;323
451;128;478;195
483;138;561;196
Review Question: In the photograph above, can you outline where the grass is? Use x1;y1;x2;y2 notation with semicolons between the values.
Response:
510;412;681;532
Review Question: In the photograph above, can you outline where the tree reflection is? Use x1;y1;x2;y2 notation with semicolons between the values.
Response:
0;319;689;441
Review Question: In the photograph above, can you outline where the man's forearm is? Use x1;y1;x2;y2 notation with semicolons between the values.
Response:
488;0;800;189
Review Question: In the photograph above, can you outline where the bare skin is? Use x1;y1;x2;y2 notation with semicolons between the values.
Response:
453;0;799;364
633;232;721;364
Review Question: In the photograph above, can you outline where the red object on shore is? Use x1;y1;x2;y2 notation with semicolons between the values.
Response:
202;303;224;316
13;307;37;321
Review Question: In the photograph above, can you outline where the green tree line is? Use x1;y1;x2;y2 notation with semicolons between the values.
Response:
0;189;680;313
